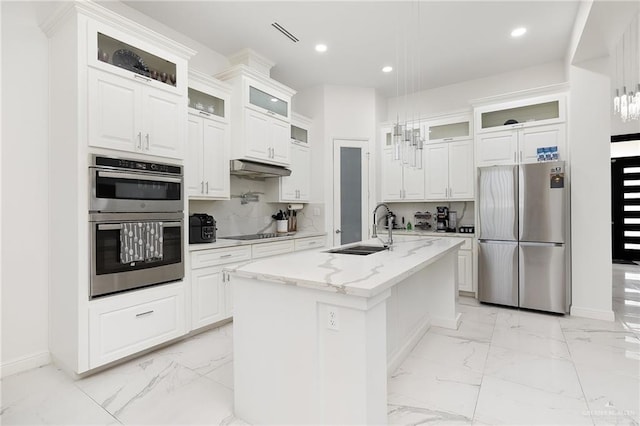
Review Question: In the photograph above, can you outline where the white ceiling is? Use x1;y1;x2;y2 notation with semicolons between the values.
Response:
123;1;582;97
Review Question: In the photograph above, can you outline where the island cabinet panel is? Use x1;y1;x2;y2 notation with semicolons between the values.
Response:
230;236;462;425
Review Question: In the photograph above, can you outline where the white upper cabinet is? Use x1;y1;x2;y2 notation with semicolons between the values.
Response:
474;90;568;167
86;21;188;160
380;125;426;202
216;65;296;166
426;117;471;144
186;71;231;199
266;113;312;203
424;139;474;201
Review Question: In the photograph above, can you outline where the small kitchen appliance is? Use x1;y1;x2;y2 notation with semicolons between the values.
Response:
413;212;432;230
189;214;216;243
447;211;457;233
436;206;449;232
459;225;475;234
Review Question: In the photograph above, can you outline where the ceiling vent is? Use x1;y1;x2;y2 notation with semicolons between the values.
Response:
271;22;299;43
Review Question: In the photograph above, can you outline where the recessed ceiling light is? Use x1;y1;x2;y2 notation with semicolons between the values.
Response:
382;66;393;73
315;44;327;53
511;27;527;37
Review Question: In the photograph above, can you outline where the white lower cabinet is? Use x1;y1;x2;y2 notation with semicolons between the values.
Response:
191;266;226;330
456;237;474;293
88;282;186;369
190;245;251;331
458;250;473;293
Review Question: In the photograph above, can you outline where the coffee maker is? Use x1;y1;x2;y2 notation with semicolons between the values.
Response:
436;206;448;232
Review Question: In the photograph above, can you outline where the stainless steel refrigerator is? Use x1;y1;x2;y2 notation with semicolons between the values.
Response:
478;161;569;314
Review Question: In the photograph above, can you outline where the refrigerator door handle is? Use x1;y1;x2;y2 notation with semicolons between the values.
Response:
519;241;563;247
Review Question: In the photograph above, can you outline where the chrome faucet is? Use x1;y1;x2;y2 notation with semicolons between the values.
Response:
372;203;393;247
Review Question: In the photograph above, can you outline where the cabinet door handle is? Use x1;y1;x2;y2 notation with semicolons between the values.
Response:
222;272;226;283
220;254;233;258
134;74;151;83
135;310;154;318
519;151;522;162
514;152;517;163
443;137;453;141
206;181;209;194
199;111;211;117
145;134;150;150
137;132;142;149
201;181;204;193
400;190;402;199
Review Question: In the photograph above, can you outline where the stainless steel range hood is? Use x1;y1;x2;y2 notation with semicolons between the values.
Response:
229;159;291;179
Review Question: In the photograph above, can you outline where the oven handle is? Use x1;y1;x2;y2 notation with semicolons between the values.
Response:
97;221;182;231
97;170;183;184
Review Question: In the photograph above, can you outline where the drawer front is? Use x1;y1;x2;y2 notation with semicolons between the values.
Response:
89;284;185;368
294;236;326;251
191;245;252;269
252;240;294;259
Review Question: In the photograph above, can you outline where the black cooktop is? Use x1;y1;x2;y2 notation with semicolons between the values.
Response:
220;232;295;240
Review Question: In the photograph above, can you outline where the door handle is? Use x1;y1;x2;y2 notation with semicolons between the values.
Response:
335;229;342;234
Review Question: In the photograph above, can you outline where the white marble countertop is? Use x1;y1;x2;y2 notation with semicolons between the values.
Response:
227;235;464;298
189;231;326;251
391;229;475;238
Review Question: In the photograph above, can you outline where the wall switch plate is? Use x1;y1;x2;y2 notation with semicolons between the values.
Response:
313;207;320;216
327;307;339;331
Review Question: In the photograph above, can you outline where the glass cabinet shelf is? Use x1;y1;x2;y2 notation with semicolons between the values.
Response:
249;86;288;118
481;101;560;129
291;124;308;143
188;88;225;118
428;121;469;141
97;33;177;88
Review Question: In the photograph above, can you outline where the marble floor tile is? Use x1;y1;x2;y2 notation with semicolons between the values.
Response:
388;355;482;419
430;317;495;344
113;376;234;425
388;397;472;425
575;363;640;426
567;338;640;379
205;361;234;390
493;310;565;341
456;302;499;326
1;365;118;425
409;332;490;374
153;324;234;376
483;345;584;399
473;375;591;425
75;354;203;419
490;326;571;360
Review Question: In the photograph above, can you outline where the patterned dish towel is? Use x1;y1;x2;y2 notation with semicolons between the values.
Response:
120;222;164;264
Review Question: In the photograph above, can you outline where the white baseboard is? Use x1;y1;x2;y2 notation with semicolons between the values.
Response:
1;351;51;378
570;305;615;322
431;312;463;330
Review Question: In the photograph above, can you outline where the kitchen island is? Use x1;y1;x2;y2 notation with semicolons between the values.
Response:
226;235;463;425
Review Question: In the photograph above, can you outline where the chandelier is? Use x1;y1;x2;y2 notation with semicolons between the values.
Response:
392;2;424;169
613;14;640;122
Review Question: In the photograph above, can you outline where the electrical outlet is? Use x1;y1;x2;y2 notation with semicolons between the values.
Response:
327;307;339;331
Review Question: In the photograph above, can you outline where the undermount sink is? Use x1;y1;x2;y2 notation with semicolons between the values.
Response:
326;245;389;256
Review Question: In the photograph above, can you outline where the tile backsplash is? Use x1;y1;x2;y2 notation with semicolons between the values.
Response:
188;176;324;236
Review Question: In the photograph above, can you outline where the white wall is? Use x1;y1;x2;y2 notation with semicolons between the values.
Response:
387;61;566;121
1;2;51;375
568;58;614;321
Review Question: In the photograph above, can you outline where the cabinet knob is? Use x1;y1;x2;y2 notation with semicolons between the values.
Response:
335;229;342;234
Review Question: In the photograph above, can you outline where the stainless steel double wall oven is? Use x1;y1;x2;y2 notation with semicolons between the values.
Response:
89;155;184;298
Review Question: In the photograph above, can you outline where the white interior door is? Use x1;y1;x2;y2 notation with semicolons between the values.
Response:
333;139;369;246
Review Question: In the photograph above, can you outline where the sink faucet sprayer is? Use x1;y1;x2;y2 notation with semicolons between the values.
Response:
372;203;393;248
